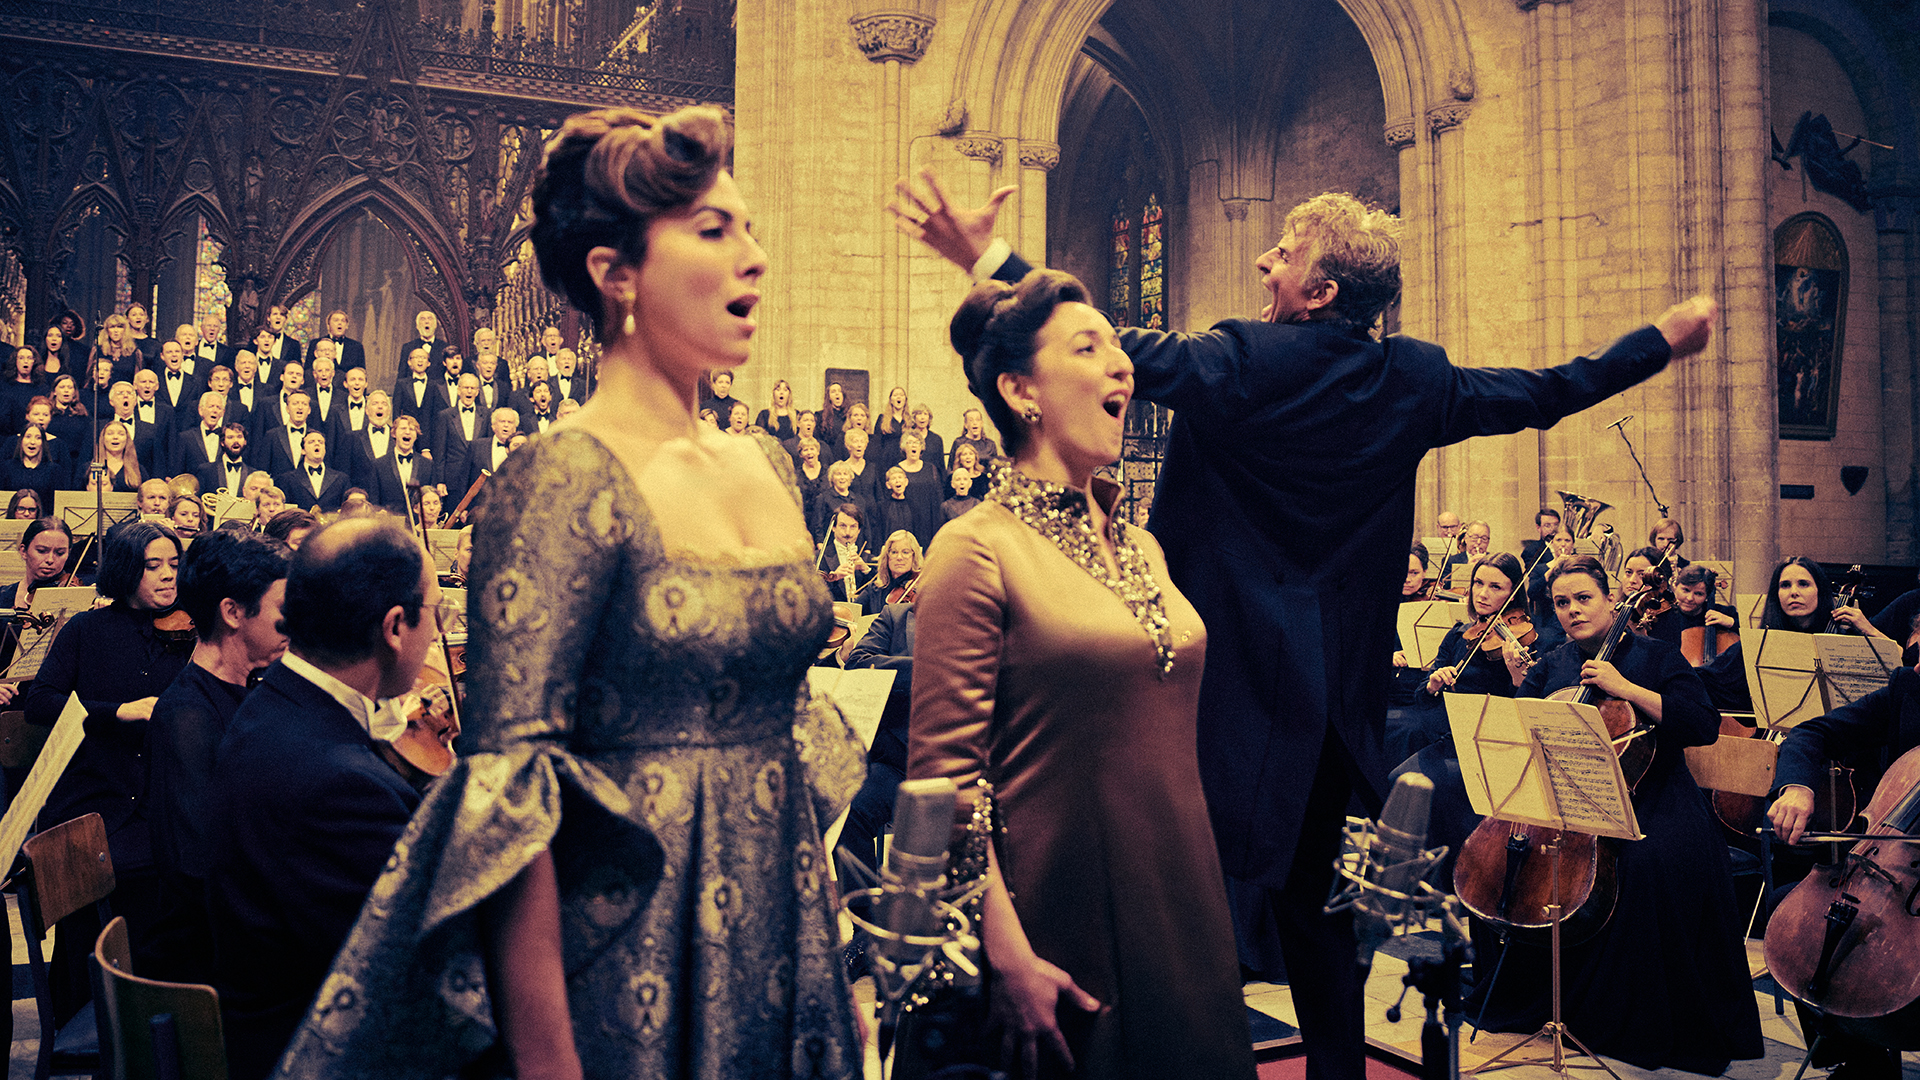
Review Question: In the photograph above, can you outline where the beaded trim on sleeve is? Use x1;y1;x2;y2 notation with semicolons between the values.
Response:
988;463;1176;677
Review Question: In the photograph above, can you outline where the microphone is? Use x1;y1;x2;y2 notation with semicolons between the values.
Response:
1605;414;1633;431
872;778;959;1003
1351;771;1434;967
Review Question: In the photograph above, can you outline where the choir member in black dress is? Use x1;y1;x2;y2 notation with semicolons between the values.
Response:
94;313;143;388
0;345;45;438
1466;555;1763;1075
874;384;909;466
942;465;981;525
792;433;827;512
893;430;945;548
839;425;881;506
2;423;57;511
148;528;290;984
756;378;799;441
91;419;144;493
42;324;75;378
874;465;918;544
126;303;163;371
22;521;190;1025
907;402;945;469
817;382;849;454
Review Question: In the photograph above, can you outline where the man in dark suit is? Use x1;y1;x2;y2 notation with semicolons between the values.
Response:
275;431;349;513
259;362;307;435
552;348;588;406
398;309;447;382
306;351;345;435
348;392;397;492
508;355;552;419
470;345;510;415
517;379;558;436
329;367;370;471
462;406;518;496
843;600;915;872
370;414;438;515
197;314;235;374
261;305;303;381
155;339;201;414
431;373;485;490
391;347;445;429
171;391;230;479
130;369;175;470
230;351;267;440
195;422;255;497
818;503;872;605
306;310;366;373
260;391;317;479
207;516;441;1080
898;174;1718;1080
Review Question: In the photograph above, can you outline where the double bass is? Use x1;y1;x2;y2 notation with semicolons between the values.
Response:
1764;746;1920;1049
1453;588;1663;943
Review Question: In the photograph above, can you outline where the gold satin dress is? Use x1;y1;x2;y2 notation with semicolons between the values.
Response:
907;472;1255;1079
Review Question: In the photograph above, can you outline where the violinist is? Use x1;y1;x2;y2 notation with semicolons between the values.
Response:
1388;543;1432;722
1389;552;1532;763
1619;545;1684;646
1763;613;1918;1080
148;529;290;984
1466;554;1762;1075
1526;528;1576;654
862;529;923;615
0;517;72;672
21;521;190;1028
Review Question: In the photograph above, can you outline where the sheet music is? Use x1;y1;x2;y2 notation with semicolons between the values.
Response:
1744;629;1824;730
54;491;139;536
426;528;464;572
0;518;27;585
1815;633;1904;707
1527;708;1642;840
5;587;98;681
207;493;253;528
1399;599;1469;669
805;667;895;750
0;693;87;876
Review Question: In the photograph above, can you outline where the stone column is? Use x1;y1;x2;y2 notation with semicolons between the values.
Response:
850;10;935;395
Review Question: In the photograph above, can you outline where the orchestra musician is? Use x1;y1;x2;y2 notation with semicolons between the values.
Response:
862;529;923;615
1388;552;1530;764
1618;545;1684;645
1672;563;1738;639
1699;557;1891;712
21;521;189;1030
819;502;872;603
1765;612;1919;1080
148;528;290;985
0;517;71;671
1464;555;1762;1074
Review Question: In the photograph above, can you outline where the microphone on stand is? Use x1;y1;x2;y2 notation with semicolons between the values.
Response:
1329;771;1436;969
1605;414;1634;431
871;778;957;1004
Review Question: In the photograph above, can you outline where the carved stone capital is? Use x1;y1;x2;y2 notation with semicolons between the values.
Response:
953;135;1003;165
1018;141;1060;171
1427;102;1472;137
1221;198;1252;223
849;12;935;64
1384;120;1417;150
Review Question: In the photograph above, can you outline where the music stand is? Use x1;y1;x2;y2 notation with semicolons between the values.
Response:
54;490;138;537
1401;599;1469;669
1448;695;1640;1079
1744;630;1824;730
1812;634;1903;709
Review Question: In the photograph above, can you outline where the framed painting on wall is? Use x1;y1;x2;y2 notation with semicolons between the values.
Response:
1775;212;1849;440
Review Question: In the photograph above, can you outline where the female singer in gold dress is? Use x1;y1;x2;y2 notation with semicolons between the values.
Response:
278;105;864;1080
908;269;1254;1079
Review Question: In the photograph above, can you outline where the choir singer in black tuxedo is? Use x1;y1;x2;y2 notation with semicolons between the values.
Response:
894;169;1720;1080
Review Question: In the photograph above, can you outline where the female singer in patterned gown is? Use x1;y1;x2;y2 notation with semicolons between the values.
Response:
909;270;1254;1079
278;105;864;1079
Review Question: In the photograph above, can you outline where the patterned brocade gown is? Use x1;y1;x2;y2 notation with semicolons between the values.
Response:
279;430;865;1079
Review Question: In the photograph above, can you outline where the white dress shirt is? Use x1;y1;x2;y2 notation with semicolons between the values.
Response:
280;651;406;741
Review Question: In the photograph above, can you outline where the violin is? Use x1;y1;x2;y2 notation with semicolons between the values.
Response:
1464;609;1538;665
1830;564;1869;635
1628;588;1673;634
154;608;196;655
1764;745;1920;1046
883;571;919;607
375;634;463;792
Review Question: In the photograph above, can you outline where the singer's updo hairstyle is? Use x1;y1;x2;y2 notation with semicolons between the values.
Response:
948;268;1091;456
529;105;731;339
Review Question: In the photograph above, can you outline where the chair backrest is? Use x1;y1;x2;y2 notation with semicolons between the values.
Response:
21;812;115;936
0;708;48;770
94;917;227;1080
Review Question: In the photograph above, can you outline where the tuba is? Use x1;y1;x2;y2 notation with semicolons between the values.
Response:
1557;491;1623;579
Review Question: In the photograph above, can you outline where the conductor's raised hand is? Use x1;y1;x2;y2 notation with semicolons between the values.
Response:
1655;296;1718;360
889;167;1017;271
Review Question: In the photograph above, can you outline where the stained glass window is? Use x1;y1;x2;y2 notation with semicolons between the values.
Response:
193;218;232;336
1109;202;1132;328
1138;193;1163;330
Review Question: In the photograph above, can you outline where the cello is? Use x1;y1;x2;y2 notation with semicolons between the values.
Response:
1764;745;1920;1049
1453;587;1663;943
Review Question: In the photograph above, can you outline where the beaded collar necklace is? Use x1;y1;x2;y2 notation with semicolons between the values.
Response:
988;463;1175;677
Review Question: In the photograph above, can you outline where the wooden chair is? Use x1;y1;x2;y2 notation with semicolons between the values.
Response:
17;812;115;1080
92;917;227;1080
0;707;49;770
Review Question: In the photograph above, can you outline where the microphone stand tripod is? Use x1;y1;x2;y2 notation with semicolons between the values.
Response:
1606;416;1670;520
1386;891;1474;1080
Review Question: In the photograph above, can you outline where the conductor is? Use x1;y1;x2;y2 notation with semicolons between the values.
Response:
893;170;1718;1080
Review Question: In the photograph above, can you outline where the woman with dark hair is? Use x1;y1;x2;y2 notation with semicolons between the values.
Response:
817;380;848;453
893;429;944;549
1617;544;1685;645
874;383;909;466
20;519;186;1029
126;302;162;371
0;517;73;668
2;423;59;514
756;377;798;441
1388;542;1432;713
8;487;42;520
908;269;1255;1079
1390;552;1531;763
0;344;45;437
1698;556;1887;711
43;323;73;377
280;104;862;1080
1466;554;1762;1075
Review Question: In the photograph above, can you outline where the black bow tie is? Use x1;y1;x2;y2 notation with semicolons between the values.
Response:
167;372;180;380
225;457;244;468
397;453;412;462
496;441;511;450
414;378;427;385
349;400;363;409
462;406;475;414
371;426;387;436
308;466;324;477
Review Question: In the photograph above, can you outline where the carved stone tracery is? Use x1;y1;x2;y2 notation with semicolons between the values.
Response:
1018;141;1060;171
953;135;1003;164
849;12;935;65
